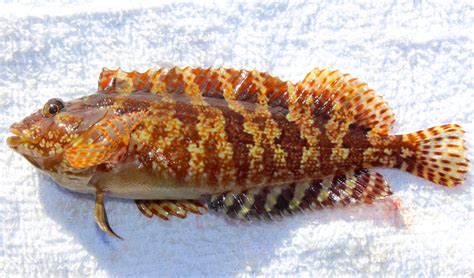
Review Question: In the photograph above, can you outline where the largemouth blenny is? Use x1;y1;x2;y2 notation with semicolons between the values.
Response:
7;67;469;238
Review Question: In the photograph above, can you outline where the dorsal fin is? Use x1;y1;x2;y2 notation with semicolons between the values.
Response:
296;68;395;135
98;67;290;105
98;67;395;134
208;169;393;220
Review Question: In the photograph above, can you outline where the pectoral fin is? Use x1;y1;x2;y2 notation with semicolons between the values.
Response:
95;192;123;240
65;111;148;169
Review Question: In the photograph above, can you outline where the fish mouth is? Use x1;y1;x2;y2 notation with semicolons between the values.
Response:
6;127;25;148
7;127;47;166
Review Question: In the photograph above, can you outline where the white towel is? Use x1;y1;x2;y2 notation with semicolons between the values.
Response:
1;1;472;276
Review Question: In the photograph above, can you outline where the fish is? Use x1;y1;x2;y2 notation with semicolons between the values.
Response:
7;67;470;239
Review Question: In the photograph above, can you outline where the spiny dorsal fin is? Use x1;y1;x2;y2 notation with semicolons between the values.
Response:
99;68;165;94
98;67;289;106
135;200;207;220
296;68;395;135
208;169;393;220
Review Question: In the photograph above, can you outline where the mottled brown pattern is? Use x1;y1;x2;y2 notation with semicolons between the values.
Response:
94;67;467;190
222;109;252;185
272;113;309;180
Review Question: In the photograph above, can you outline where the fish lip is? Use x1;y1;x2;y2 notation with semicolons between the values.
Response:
7;135;23;148
7;127;27;148
9;126;23;136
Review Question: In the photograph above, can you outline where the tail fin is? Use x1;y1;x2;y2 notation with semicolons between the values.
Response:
401;124;469;187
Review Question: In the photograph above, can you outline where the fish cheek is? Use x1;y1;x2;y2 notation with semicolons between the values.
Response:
55;109;108;135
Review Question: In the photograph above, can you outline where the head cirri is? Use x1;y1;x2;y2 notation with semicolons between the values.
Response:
7;96;108;171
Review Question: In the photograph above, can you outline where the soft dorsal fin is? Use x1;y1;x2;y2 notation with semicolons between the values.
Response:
208;168;393;220
98;67;395;134
296;68;395;135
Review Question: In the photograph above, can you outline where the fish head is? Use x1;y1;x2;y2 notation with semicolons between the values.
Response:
7;95;108;171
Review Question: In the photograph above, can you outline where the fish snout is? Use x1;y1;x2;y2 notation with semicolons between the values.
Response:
6;122;38;149
7;124;24;148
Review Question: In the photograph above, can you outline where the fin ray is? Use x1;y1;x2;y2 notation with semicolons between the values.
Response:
297;68;395;135
135;200;207;220
64;111;147;169
400;124;469;187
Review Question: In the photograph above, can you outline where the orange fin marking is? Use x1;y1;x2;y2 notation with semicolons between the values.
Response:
135;200;207;220
209;169;392;219
297;68;395;135
64;111;148;169
65;144;114;169
400;124;469;187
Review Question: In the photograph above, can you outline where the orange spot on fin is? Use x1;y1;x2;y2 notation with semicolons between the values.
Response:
65;143;114;169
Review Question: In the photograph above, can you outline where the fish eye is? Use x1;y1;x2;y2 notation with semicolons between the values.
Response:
42;98;65;118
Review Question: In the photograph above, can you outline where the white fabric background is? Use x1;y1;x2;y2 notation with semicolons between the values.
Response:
0;1;473;276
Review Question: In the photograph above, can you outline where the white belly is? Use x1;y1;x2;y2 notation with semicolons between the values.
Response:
48;168;210;200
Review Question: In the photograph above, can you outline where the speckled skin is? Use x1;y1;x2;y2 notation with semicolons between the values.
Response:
7;67;469;219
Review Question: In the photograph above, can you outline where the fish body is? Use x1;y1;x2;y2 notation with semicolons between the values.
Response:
7;67;469;238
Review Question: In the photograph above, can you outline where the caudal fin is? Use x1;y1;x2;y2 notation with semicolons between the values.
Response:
401;124;469;187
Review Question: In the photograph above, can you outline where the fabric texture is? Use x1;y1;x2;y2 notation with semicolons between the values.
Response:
0;1;472;276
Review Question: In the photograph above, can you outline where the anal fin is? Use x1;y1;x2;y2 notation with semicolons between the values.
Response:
136;200;207;220
208;169;393;220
